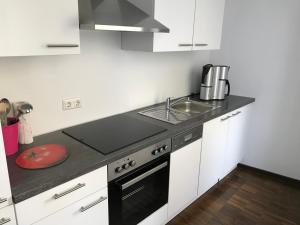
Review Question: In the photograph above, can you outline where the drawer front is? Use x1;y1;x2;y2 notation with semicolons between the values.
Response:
16;166;107;225
33;188;108;225
0;205;17;225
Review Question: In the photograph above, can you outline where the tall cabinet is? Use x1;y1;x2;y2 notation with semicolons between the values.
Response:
0;129;17;225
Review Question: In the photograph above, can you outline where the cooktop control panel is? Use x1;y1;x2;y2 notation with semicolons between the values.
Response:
108;138;171;181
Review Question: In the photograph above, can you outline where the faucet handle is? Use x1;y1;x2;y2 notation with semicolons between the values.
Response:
166;97;172;110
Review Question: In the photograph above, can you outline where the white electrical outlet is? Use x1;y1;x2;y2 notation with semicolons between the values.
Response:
62;98;82;111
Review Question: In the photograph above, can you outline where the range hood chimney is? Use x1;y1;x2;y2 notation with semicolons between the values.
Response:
78;0;170;33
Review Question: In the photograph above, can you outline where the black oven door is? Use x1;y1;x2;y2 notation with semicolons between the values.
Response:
108;155;170;225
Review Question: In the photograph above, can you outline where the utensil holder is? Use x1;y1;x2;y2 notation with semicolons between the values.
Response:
2;117;19;156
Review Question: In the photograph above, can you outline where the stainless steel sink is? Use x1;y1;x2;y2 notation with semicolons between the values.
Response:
171;100;214;114
139;99;221;124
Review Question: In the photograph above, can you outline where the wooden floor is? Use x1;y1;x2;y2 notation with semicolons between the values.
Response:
167;166;300;225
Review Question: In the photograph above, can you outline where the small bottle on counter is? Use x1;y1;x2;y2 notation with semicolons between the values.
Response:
18;114;33;144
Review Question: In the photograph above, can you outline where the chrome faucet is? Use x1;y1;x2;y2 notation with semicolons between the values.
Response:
165;96;190;111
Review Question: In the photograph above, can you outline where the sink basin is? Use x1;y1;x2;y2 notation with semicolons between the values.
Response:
171;100;214;114
139;99;220;125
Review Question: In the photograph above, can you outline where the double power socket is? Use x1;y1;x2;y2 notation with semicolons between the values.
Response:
62;98;81;111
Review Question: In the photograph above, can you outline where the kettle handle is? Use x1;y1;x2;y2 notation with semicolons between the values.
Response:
201;64;213;84
226;80;231;96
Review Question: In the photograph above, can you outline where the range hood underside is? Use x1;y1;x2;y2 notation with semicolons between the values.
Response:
79;0;170;33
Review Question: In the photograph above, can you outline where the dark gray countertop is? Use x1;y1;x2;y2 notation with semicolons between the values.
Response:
7;95;255;203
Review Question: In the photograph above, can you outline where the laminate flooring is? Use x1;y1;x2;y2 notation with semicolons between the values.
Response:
167;165;300;225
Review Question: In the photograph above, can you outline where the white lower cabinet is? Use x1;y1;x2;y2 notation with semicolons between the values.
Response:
198;105;251;197
0;205;17;225
198;113;229;197
0;129;12;209
168;139;202;221
222;106;250;177
32;188;108;225
15;166;107;225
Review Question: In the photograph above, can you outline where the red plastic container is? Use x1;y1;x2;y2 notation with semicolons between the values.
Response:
2;118;19;156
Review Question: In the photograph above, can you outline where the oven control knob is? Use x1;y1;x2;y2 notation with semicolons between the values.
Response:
158;147;164;153
122;163;130;170
163;145;168;151
115;167;122;173
129;160;136;167
152;150;159;155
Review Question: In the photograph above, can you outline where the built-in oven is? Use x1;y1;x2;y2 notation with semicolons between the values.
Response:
108;139;171;225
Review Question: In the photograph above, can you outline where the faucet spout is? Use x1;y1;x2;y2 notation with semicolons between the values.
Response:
165;96;190;111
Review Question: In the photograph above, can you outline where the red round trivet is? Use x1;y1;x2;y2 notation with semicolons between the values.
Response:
16;144;69;169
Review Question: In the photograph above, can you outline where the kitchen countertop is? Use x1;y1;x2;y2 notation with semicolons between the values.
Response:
7;95;255;203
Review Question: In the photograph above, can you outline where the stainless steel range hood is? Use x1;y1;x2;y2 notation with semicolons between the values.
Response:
78;0;170;33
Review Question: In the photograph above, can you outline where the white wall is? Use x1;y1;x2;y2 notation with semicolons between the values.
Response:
0;31;210;135
211;0;300;179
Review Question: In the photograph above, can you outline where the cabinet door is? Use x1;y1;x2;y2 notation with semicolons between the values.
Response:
0;0;80;57
32;188;108;225
0;129;12;209
153;0;196;52
223;106;249;176
15;166;107;225
198;114;229;197
193;0;225;50
168;139;202;220
0;205;17;225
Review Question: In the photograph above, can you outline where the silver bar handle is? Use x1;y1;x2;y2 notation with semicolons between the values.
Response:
53;183;86;200
194;43;208;47
221;115;232;122
232;111;242;116
47;44;79;48
178;44;193;47
121;162;168;190
80;196;107;212
0;218;11;225
0;198;7;204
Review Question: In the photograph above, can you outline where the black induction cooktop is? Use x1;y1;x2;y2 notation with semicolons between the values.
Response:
63;115;167;155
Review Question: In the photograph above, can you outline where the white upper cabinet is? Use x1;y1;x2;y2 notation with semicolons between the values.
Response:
0;129;12;209
122;0;225;52
153;0;195;52
0;0;80;57
193;0;226;50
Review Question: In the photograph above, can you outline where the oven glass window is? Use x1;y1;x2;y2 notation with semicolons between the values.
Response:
109;156;169;225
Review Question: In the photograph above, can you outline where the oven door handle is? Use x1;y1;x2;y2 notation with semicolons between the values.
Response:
121;161;168;190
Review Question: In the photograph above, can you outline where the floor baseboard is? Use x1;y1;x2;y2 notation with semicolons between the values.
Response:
237;163;300;188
